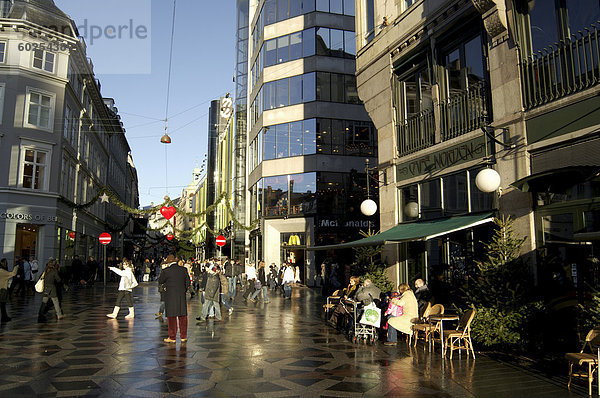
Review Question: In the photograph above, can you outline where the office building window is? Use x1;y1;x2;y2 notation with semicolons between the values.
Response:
32;49;55;73
25;89;54;130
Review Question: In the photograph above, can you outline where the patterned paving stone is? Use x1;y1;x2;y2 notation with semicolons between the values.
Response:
0;282;589;397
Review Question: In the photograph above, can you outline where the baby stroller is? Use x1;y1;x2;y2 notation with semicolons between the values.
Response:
346;300;378;344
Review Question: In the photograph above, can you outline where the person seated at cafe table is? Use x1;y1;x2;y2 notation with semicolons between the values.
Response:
328;276;360;329
384;283;418;346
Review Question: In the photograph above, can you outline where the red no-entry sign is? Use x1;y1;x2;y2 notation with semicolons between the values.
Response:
216;235;226;247
99;232;112;245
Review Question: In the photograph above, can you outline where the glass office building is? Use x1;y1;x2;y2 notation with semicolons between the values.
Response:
242;0;378;284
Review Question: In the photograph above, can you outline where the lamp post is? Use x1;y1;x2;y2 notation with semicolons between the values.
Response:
360;159;378;234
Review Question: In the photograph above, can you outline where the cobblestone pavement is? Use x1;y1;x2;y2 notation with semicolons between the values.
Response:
0;283;587;397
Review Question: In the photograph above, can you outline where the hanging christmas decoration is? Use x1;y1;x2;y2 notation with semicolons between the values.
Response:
160;206;176;220
100;193;110;203
68;231;76;239
166;233;174;241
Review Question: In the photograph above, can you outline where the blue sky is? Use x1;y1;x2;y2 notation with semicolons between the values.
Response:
55;0;236;206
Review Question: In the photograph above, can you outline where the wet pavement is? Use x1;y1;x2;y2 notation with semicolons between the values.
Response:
0;283;588;397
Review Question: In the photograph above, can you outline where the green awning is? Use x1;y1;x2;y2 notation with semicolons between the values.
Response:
307;212;494;251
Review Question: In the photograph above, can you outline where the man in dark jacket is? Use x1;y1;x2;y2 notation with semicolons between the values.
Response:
158;255;190;343
414;278;432;316
197;263;221;321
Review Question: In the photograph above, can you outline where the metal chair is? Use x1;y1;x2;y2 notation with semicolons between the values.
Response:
566;328;600;396
443;308;476;359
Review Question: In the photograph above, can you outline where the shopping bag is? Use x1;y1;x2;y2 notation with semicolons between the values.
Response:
35;278;44;293
143;274;149;282
360;302;381;327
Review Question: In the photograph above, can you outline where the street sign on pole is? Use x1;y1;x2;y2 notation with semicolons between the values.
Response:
216;235;226;260
99;232;112;245
99;233;111;286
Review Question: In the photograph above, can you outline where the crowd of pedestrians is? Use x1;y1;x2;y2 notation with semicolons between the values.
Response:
0;253;305;344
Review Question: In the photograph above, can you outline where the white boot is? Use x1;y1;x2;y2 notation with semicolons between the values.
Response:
107;306;119;318
124;307;134;319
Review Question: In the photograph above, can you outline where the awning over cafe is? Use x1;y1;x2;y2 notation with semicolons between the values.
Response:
510;166;600;193
307;212;494;251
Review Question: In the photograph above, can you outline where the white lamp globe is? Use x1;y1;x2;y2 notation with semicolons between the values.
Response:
475;168;501;193
360;199;378;216
404;201;419;218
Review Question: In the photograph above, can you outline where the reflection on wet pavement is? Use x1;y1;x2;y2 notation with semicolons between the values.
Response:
0;284;587;397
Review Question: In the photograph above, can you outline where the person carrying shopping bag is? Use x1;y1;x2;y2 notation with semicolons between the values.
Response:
107;258;138;319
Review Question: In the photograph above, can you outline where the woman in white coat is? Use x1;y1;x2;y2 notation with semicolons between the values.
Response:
385;283;419;345
107;258;138;319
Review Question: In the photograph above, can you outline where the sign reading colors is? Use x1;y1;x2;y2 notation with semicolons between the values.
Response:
99;232;112;245
216;235;226;247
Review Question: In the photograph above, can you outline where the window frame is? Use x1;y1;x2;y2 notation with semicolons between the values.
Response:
18;140;52;191
24;87;55;131
32;49;55;73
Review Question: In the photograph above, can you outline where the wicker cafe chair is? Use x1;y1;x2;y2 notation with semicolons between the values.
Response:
566;328;600;396
412;303;444;348
443;308;476;359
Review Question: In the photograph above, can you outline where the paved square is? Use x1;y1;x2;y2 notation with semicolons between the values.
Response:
0;284;587;397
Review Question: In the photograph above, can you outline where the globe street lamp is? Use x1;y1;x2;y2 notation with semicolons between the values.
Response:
360;159;378;234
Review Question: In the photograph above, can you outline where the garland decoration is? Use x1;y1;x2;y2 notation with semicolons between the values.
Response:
62;186;259;237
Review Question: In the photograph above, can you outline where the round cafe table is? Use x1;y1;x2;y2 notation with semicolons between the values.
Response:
429;314;459;357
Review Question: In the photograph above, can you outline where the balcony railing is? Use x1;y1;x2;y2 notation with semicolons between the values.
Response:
397;108;435;156
440;82;488;141
521;24;600;110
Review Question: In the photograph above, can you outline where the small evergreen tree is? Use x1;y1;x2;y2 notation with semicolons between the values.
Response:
462;215;544;351
352;230;394;292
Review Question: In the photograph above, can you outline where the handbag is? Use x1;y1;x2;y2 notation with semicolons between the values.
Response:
359;302;381;327
35;278;44;293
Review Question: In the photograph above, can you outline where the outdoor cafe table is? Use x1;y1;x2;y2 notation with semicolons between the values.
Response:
429;314;460;357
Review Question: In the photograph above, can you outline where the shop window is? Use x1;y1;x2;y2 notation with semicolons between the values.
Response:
400;185;419;222
317;172;346;215
264;175;289;216
290;173;317;214
443;173;468;215
543;213;574;243
421;180;442;219
469;169;493;212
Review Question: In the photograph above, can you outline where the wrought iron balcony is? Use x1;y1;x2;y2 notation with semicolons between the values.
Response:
440;82;488;141
521;24;600;110
397;108;435;156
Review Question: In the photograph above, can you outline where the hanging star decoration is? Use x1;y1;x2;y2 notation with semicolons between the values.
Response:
100;192;110;203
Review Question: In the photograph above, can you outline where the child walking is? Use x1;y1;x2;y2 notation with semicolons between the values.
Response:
107;258;138;319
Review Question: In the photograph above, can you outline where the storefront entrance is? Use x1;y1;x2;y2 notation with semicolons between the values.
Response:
15;224;39;260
